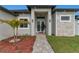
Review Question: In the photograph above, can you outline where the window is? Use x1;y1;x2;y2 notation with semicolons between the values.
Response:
20;19;28;28
60;15;71;22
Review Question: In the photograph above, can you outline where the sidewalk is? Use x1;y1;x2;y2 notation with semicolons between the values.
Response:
32;34;54;53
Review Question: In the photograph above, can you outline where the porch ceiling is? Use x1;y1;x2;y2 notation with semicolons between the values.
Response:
35;12;48;17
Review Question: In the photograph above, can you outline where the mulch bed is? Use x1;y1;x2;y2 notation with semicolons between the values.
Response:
0;36;36;53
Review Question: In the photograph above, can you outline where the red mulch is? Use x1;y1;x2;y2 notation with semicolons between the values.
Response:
0;36;36;53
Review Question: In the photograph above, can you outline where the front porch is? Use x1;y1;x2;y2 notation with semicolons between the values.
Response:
31;8;53;36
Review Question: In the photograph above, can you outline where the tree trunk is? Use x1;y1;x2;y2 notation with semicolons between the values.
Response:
15;28;21;52
14;28;17;44
13;28;17;51
16;27;18;40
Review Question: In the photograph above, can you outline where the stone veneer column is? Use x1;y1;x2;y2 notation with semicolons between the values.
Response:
48;9;52;35
31;9;35;36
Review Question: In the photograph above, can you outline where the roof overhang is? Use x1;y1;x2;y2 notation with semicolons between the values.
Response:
27;5;56;10
54;8;79;12
0;6;16;16
10;10;31;16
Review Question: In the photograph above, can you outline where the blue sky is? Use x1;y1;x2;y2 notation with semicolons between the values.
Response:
56;5;79;9
2;5;79;15
2;5;79;10
2;5;27;10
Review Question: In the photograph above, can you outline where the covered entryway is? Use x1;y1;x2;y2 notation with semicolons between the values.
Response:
29;5;56;36
35;12;48;34
31;8;52;36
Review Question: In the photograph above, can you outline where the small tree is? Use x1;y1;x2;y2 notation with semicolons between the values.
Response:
0;19;29;43
0;19;29;52
7;19;21;43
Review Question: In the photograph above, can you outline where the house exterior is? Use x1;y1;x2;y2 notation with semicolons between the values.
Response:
0;5;78;39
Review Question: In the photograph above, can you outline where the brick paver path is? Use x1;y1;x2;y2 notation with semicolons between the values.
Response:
32;34;54;53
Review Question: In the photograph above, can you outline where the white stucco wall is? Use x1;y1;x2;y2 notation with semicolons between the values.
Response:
56;11;75;36
52;14;55;35
0;10;15;40
0;12;15;20
0;11;31;40
45;15;48;34
75;19;79;35
17;14;31;35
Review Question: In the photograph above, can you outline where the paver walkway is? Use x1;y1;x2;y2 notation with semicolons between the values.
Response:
32;34;54;53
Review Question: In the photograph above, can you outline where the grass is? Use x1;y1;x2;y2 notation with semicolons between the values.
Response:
47;36;79;53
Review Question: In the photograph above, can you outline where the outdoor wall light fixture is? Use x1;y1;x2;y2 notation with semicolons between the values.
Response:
32;19;33;22
49;19;51;22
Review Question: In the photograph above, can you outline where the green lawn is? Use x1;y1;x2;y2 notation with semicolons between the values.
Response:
47;36;79;53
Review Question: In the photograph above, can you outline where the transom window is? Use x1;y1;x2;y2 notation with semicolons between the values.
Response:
60;15;71;22
20;19;28;28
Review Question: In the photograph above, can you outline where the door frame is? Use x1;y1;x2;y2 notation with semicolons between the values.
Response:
36;19;45;33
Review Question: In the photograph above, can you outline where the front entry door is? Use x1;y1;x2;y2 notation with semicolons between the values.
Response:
37;19;45;33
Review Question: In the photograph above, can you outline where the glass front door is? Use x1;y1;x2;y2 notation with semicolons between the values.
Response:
37;20;45;33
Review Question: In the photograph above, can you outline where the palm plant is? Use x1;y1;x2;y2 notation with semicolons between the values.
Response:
0;19;29;52
0;19;29;43
7;19;21;43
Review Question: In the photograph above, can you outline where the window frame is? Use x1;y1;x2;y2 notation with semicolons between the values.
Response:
18;17;29;29
60;15;71;22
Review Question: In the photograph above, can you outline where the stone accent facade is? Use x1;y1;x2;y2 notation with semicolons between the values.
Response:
56;12;75;36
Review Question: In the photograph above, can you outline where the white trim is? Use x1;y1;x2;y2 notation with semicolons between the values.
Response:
55;12;57;36
48;9;52;35
34;8;51;12
18;17;30;29
77;20;79;23
73;12;75;36
31;9;35;36
60;15;71;22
